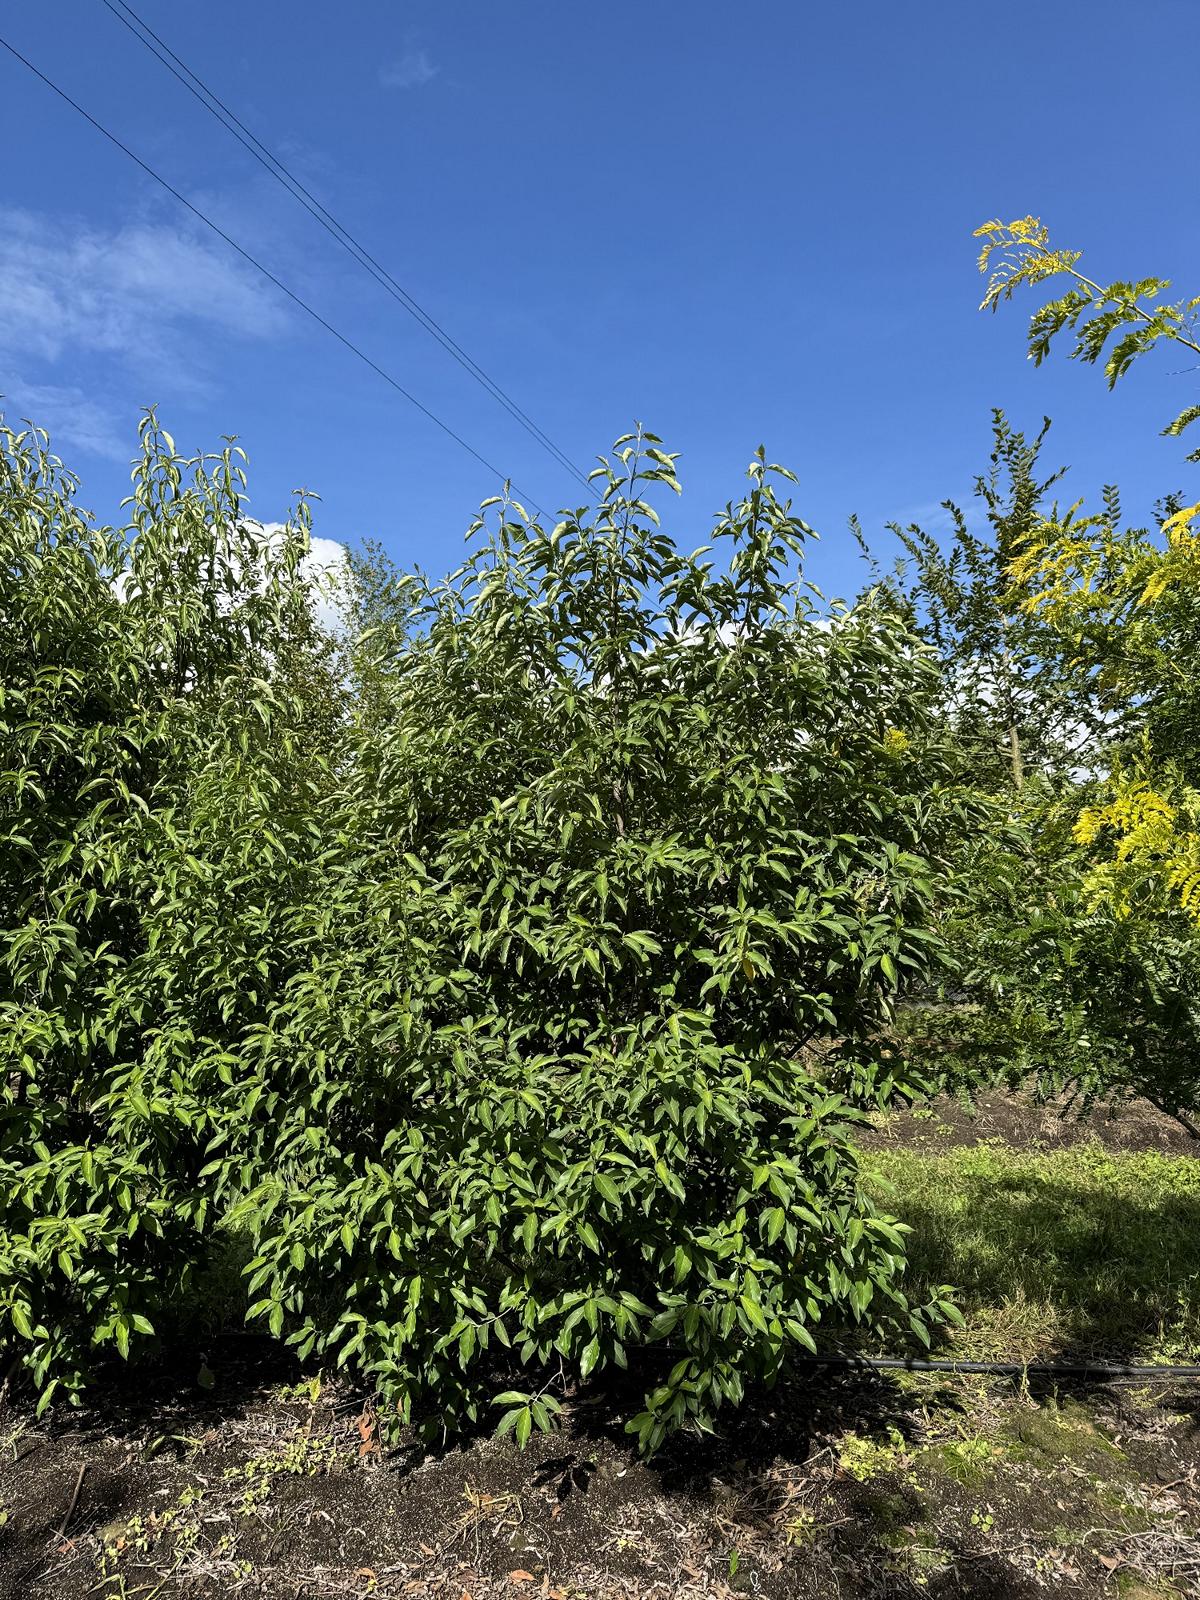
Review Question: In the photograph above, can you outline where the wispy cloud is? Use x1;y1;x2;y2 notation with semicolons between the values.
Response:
0;204;292;458
2;377;130;463
0;206;288;369
380;44;438;90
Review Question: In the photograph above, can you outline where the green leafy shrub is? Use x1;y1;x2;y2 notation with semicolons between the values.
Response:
222;431;970;1448
2;416;969;1446
0;415;333;1408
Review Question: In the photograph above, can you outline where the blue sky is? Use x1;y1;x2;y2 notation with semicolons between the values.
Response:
3;0;1198;598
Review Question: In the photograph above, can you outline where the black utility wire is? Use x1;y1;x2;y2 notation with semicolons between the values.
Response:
0;32;548;516
98;0;596;500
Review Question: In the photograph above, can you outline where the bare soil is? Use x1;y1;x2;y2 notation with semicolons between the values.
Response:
3;1091;1199;1600
860;1088;1199;1157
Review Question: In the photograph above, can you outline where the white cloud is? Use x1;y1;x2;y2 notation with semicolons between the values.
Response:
247;521;352;636
0;206;288;368
380;46;438;89
305;534;354;635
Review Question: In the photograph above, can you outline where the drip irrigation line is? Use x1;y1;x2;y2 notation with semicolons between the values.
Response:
0;31;549;517
799;1354;1200;1380
98;0;596;499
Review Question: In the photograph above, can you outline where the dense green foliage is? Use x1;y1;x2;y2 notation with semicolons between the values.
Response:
2;418;969;1444
1;415;336;1408
4;213;1196;1446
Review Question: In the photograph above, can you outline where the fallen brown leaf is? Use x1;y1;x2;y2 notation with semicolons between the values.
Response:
357;1408;380;1457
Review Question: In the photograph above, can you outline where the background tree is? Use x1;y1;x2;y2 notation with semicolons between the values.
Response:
896;219;1200;1124
862;410;1111;792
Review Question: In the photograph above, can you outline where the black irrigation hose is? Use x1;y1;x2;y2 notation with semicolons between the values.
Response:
800;1354;1200;1379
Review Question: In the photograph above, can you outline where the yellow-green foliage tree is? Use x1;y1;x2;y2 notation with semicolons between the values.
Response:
975;215;1200;458
969;217;1200;1120
976;215;1200;924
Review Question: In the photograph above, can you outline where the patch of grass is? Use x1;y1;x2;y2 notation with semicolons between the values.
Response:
274;1375;324;1405
921;1433;1004;1487
96;1421;352;1596
0;1420;27;1460
98;1481;232;1590
877;1525;951;1586
782;1506;820;1547
838;1426;915;1483
867;1142;1200;1358
1094;1481;1160;1532
226;1427;345;1514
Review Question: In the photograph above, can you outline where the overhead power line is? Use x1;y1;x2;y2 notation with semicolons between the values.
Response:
0;32;549;516
98;0;596;499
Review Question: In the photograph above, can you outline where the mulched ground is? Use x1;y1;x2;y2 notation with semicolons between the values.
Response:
3;1091;1199;1600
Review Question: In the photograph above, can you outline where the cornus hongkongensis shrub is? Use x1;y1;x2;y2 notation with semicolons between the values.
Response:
2;415;974;1447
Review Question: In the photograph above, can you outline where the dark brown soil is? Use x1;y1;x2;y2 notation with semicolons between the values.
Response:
5;1348;1200;1599
861;1087;1199;1157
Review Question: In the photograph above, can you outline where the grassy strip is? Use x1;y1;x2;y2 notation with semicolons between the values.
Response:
866;1141;1200;1361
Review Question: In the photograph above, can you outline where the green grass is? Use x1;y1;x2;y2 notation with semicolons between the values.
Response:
866;1141;1200;1360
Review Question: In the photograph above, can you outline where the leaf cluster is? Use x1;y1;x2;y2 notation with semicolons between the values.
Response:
975;216;1200;459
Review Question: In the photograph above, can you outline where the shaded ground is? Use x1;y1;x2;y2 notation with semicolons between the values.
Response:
864;1126;1200;1367
3;1091;1199;1599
